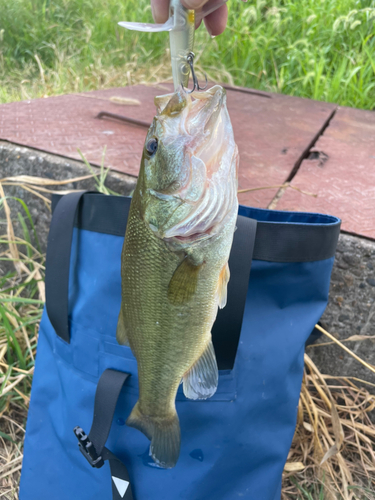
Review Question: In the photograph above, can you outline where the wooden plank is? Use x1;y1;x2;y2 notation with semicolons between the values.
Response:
276;107;375;239
0;84;335;208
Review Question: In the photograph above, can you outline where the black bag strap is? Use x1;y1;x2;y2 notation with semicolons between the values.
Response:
213;216;257;370
47;192;257;368
74;369;134;500
46;191;132;343
45;190;89;343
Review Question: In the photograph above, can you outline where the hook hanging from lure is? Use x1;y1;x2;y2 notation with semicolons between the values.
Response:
168;0;204;92
118;0;229;92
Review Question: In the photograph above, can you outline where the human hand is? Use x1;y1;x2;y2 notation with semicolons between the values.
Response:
151;0;228;36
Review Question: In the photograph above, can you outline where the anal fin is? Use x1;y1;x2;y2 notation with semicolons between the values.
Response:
183;339;218;400
116;305;129;346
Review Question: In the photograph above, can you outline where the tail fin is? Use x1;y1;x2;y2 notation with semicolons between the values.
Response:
126;401;181;469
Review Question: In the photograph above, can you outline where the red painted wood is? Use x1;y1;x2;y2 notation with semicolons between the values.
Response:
276;107;375;239
0;84;335;208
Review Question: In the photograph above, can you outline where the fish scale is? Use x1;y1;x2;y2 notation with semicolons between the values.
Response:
122;199;216;399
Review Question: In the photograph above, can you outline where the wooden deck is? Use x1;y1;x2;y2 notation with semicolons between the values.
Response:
0;83;373;239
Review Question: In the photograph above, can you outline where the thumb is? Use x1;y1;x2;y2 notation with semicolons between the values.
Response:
181;0;206;8
151;0;169;23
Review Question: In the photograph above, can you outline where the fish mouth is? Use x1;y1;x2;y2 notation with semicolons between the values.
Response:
148;209;214;244
188;85;227;136
155;85;226;141
166;227;214;245
149;85;238;244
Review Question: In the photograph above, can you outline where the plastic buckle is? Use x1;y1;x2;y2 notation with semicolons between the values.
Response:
73;426;104;468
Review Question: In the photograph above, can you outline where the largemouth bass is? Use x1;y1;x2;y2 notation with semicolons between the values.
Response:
117;84;238;468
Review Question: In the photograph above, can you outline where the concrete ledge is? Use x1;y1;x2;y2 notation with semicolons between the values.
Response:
309;233;375;384
1;141;374;384
0;141;136;253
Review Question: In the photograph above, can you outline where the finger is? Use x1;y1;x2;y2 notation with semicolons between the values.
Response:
203;4;228;36
181;0;206;8
151;0;169;23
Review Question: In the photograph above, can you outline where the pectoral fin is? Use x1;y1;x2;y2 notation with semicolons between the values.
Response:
116;305;129;346
168;258;202;305
183;340;218;400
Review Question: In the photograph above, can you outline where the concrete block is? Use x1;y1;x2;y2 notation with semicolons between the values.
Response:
0;141;136;255
309;233;375;384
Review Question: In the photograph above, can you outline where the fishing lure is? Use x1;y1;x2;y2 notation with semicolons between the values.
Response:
118;0;231;91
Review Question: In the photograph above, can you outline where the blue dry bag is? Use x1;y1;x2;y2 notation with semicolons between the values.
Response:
19;192;340;500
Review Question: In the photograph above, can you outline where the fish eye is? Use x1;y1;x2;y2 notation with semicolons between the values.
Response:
146;138;158;155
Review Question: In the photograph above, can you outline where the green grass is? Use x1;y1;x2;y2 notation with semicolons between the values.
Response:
0;193;44;497
290;477;326;500
289;481;375;500
0;0;374;108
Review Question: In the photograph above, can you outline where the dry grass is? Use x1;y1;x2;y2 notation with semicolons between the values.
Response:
0;181;43;500
0;177;375;499
283;352;375;499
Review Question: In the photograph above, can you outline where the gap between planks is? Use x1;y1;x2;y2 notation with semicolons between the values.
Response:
267;106;338;210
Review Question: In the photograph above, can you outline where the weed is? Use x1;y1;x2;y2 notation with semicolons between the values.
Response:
0;0;374;108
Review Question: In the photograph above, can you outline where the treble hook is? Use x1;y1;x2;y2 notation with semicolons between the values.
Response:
184;52;208;93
